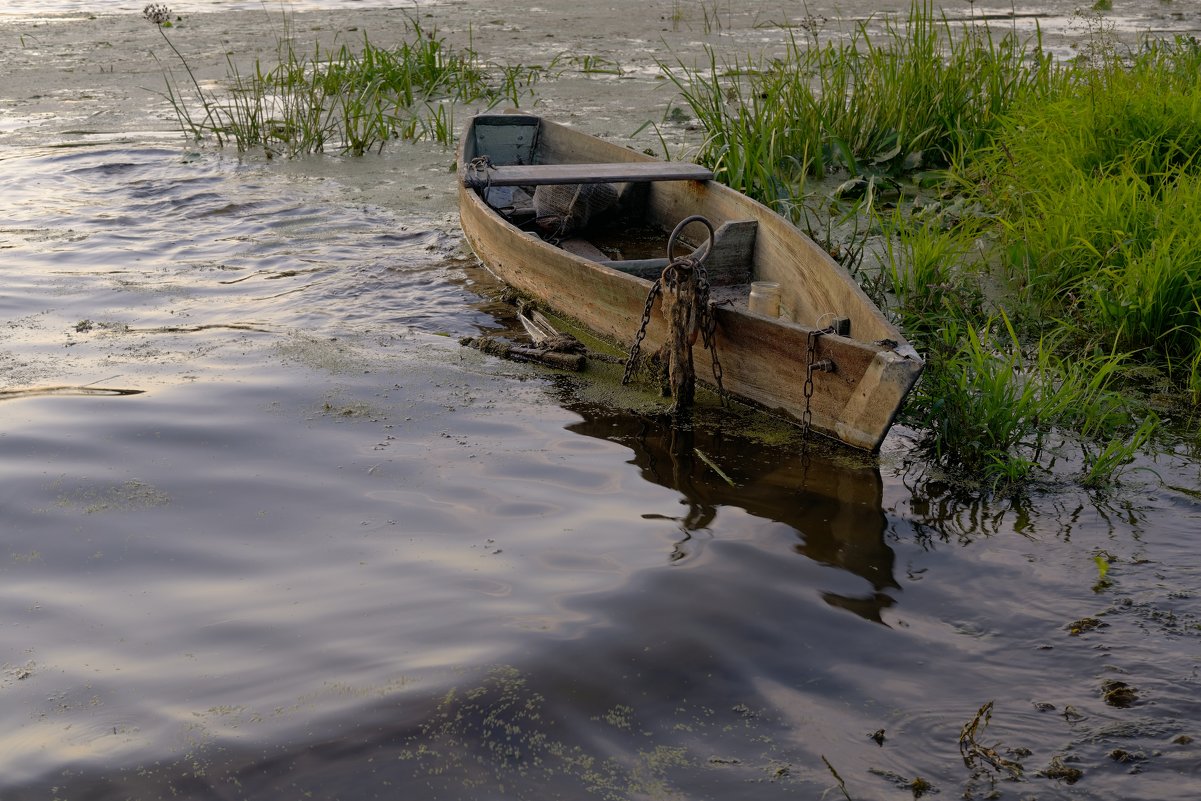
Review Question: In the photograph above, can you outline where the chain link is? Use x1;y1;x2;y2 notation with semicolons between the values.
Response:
622;278;663;386
694;265;725;403
801;327;836;440
801;328;820;438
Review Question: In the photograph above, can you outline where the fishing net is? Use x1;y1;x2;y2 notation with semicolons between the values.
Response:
533;182;619;236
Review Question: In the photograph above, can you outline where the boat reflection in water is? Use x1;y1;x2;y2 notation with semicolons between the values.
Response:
556;386;899;625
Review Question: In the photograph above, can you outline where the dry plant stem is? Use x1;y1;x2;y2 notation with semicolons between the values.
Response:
822;755;854;801
150;20;223;140
958;701;1024;779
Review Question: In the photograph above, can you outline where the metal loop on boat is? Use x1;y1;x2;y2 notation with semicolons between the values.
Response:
667;215;715;264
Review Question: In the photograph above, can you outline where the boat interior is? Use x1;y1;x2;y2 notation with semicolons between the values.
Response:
464;113;860;329
488;179;753;267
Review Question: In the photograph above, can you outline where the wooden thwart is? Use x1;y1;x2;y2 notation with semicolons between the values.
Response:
599;219;757;285
464;161;714;188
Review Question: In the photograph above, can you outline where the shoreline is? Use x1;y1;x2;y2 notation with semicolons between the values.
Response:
4;2;1199;152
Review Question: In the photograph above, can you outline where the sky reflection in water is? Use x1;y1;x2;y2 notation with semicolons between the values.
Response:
2;7;1201;797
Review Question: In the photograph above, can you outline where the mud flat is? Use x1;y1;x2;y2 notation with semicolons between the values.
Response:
4;1;1199;150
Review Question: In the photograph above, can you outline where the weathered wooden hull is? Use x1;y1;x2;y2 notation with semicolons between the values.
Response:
457;113;923;452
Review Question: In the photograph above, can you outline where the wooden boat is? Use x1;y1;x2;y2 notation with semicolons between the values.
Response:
457;112;923;452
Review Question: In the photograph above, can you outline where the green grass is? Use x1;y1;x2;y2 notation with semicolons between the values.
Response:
1188;320;1201;405
908;312;1138;487
877;205;983;336
960;34;1201;372
661;1;1061;209
880;32;1201;487
147;9;545;154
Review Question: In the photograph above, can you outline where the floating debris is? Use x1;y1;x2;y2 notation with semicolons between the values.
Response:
1101;679;1139;708
1108;748;1146;764
1066;616;1106;636
1041;755;1083;784
460;335;585;371
958;701;1024;779
868;768;936;798
909;776;934;798
0;386;145;401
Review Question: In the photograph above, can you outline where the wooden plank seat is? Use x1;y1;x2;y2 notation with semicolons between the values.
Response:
556;220;757;286
599;219;757;285
464;161;714;188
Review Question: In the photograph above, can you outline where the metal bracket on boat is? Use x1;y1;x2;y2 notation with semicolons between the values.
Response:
801;326;836;439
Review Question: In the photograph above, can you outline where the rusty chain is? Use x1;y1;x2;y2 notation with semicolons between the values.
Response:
622;279;663;386
694;264;725;403
623;216;724;404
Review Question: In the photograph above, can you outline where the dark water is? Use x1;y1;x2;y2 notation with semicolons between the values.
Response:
3;138;1199;801
3;1;1201;796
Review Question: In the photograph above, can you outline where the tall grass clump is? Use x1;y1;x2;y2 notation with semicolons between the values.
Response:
663;49;810;206
662;0;1196;489
144;5;542;155
660;0;1178;487
663;1;1195;487
868;30;1201;487
878;185;1149;488
908;314;1141;487
661;0;1060;208
966;33;1201;375
877;205;983;336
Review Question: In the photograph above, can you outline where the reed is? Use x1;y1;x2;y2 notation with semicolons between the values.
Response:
146;7;544;154
1080;416;1156;489
1188;322;1201;406
877;205;982;337
661;49;811;206
661;0;1060;208
909;313;1139;487
962;33;1201;381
